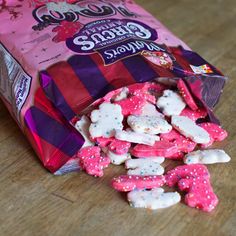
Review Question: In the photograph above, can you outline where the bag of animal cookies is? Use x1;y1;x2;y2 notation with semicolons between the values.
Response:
0;0;227;174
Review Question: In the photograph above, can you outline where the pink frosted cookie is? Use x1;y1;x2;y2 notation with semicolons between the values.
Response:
147;82;167;96
170;151;185;160
165;164;218;212
180;107;207;122
160;129;197;154
128;83;156;104
111;175;166;192
131;140;178;158
128;83;150;94
94;137;114;148
165;164;210;187
77;146;110;177
178;177;218;212
128;82;159;95
115;96;147;116
108;139;131;155
132;81;166;102
198;122;228;148
177;79;198;111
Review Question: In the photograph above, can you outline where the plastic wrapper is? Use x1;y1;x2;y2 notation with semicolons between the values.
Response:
0;0;227;174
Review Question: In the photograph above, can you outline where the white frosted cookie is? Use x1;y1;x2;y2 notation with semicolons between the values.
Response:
171;115;210;144
128;156;165;164
184;149;231;164
125;158;164;175
127;115;172;134
156;90;186;116
75;116;94;147
89;103;123;138
141;103;164;118
115;129;159;146
108;151;131;165
127;188;181;210
113;87;129;101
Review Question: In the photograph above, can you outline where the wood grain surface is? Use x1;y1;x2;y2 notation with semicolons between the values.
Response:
0;1;235;236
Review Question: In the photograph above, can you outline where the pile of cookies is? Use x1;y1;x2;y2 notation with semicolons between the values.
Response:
75;78;230;212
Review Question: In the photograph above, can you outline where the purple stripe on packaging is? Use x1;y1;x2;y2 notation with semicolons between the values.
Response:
68;55;114;100
183;50;207;65
122;55;158;82
201;75;226;108
24;106;84;156
40;71;75;121
181;49;220;75
172;61;186;78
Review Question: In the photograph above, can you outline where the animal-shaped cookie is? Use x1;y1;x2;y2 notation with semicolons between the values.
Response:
184;149;231;164
111;175;166;192
177;79;198;111
165;164;218;212
115;129;160;146
89;103;123;138
141;103;164;118
77;146;110;177
198;123;228;148
127;115;172;134
115;95;147;116
180;107;207;121
128;188;181;210
125;158;164;175
108;151;131;165
156;90;186;116
75;115;94;147
131;140;178;158
171;116;210;144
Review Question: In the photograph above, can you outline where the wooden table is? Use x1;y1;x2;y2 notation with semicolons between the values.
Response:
0;1;235;235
